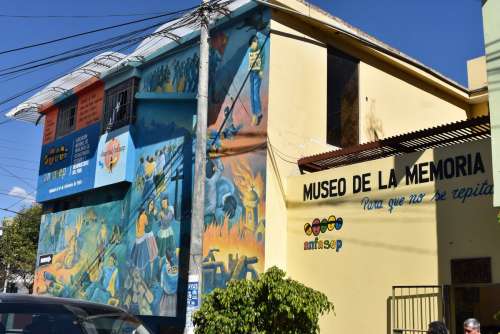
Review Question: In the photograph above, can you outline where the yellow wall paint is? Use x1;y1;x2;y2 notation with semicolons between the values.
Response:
265;19;331;270
467;56;488;90
286;139;499;333
359;61;468;143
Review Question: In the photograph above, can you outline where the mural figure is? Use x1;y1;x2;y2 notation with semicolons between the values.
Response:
159;256;178;316
85;253;120;305
124;267;154;315
156;195;176;264
204;157;224;229
248;34;264;126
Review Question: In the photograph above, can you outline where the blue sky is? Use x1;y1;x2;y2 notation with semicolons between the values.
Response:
0;0;485;220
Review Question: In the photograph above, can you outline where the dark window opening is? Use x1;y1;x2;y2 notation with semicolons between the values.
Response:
102;78;138;133
327;47;359;147
55;101;77;138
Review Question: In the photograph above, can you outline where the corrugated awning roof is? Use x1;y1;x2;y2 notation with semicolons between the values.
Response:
5;52;126;123
298;115;491;173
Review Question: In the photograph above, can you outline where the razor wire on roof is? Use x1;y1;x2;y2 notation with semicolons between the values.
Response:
6;0;248;124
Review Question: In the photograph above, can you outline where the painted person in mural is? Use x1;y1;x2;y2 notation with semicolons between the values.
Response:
248;34;264;126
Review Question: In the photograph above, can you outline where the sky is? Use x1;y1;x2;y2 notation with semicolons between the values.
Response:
0;0;485;220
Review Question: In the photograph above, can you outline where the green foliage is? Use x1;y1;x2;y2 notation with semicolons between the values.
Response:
193;266;334;334
0;205;42;291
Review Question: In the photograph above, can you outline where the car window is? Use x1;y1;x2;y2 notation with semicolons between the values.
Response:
80;313;151;334
0;312;84;334
0;304;151;334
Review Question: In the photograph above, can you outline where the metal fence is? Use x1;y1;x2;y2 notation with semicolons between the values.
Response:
392;285;444;334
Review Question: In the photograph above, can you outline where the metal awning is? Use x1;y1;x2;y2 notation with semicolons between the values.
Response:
298;115;491;173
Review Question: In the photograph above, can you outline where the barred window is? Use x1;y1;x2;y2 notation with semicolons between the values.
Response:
56;100;77;138
102;78;138;133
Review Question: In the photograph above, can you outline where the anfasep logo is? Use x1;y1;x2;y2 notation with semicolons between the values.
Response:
304;215;343;236
39;254;53;266
303;215;343;252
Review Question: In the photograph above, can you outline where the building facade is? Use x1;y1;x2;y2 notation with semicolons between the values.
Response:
7;0;491;333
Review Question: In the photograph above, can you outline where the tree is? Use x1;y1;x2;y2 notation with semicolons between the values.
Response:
0;205;42;292
192;266;334;334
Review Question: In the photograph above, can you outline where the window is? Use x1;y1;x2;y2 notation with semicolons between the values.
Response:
55;101;77;138
102;78;138;133
327;47;359;147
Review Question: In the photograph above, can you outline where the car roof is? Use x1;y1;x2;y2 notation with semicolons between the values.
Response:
0;294;125;314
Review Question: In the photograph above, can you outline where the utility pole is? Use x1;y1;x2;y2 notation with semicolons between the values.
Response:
186;0;209;333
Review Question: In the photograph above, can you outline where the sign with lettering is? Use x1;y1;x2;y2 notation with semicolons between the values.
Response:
37;123;100;202
94;126;135;188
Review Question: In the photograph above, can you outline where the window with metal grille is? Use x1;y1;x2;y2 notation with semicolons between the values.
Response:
55;101;77;138
102;77;138;133
327;47;359;148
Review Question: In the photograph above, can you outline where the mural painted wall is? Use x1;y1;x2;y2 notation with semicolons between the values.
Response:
203;10;270;293
140;49;199;95
137;9;270;294
35;135;187;317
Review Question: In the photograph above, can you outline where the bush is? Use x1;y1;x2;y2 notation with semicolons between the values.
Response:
193;266;334;334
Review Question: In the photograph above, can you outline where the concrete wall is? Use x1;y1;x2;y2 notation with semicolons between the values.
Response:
359;62;467;142
483;0;500;206
265;19;332;270
286;139;499;334
265;13;470;270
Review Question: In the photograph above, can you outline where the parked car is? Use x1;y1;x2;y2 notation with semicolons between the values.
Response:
0;294;152;334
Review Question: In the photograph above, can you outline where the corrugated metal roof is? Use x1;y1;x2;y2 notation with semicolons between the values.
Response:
298;116;491;173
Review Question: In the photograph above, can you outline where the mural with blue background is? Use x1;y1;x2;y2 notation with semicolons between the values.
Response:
34;6;270;324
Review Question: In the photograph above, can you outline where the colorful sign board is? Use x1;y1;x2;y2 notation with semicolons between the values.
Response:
94;126;135;189
37;123;100;202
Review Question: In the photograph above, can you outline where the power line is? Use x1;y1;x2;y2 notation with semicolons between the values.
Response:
0;164;38;172
0;5;198;56
0;15;192;107
0;192;35;201
0;20;166;74
0;157;37;165
5;190;37;210
0;10;186;19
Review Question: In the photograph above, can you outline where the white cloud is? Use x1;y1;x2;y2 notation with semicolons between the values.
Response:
8;186;35;206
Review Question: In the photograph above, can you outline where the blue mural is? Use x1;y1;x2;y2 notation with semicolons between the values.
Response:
35;134;187;317
141;49;199;94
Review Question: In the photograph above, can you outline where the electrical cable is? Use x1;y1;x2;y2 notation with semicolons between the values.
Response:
0;18;192;105
5;190;37;210
0;5;199;56
0;164;37;182
0;10;189;19
0;164;37;172
0;192;35;201
0;17;177;74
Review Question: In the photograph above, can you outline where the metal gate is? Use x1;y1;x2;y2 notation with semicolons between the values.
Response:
392;285;445;334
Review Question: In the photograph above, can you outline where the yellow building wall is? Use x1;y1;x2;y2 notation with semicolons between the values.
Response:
286;139;500;333
265;13;472;271
265;19;332;270
359;62;468;142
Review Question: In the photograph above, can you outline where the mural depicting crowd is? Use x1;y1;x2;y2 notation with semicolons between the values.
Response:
142;52;199;94
34;137;185;317
34;9;270;318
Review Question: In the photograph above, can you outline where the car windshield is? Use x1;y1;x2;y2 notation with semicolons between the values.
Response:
0;303;151;334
